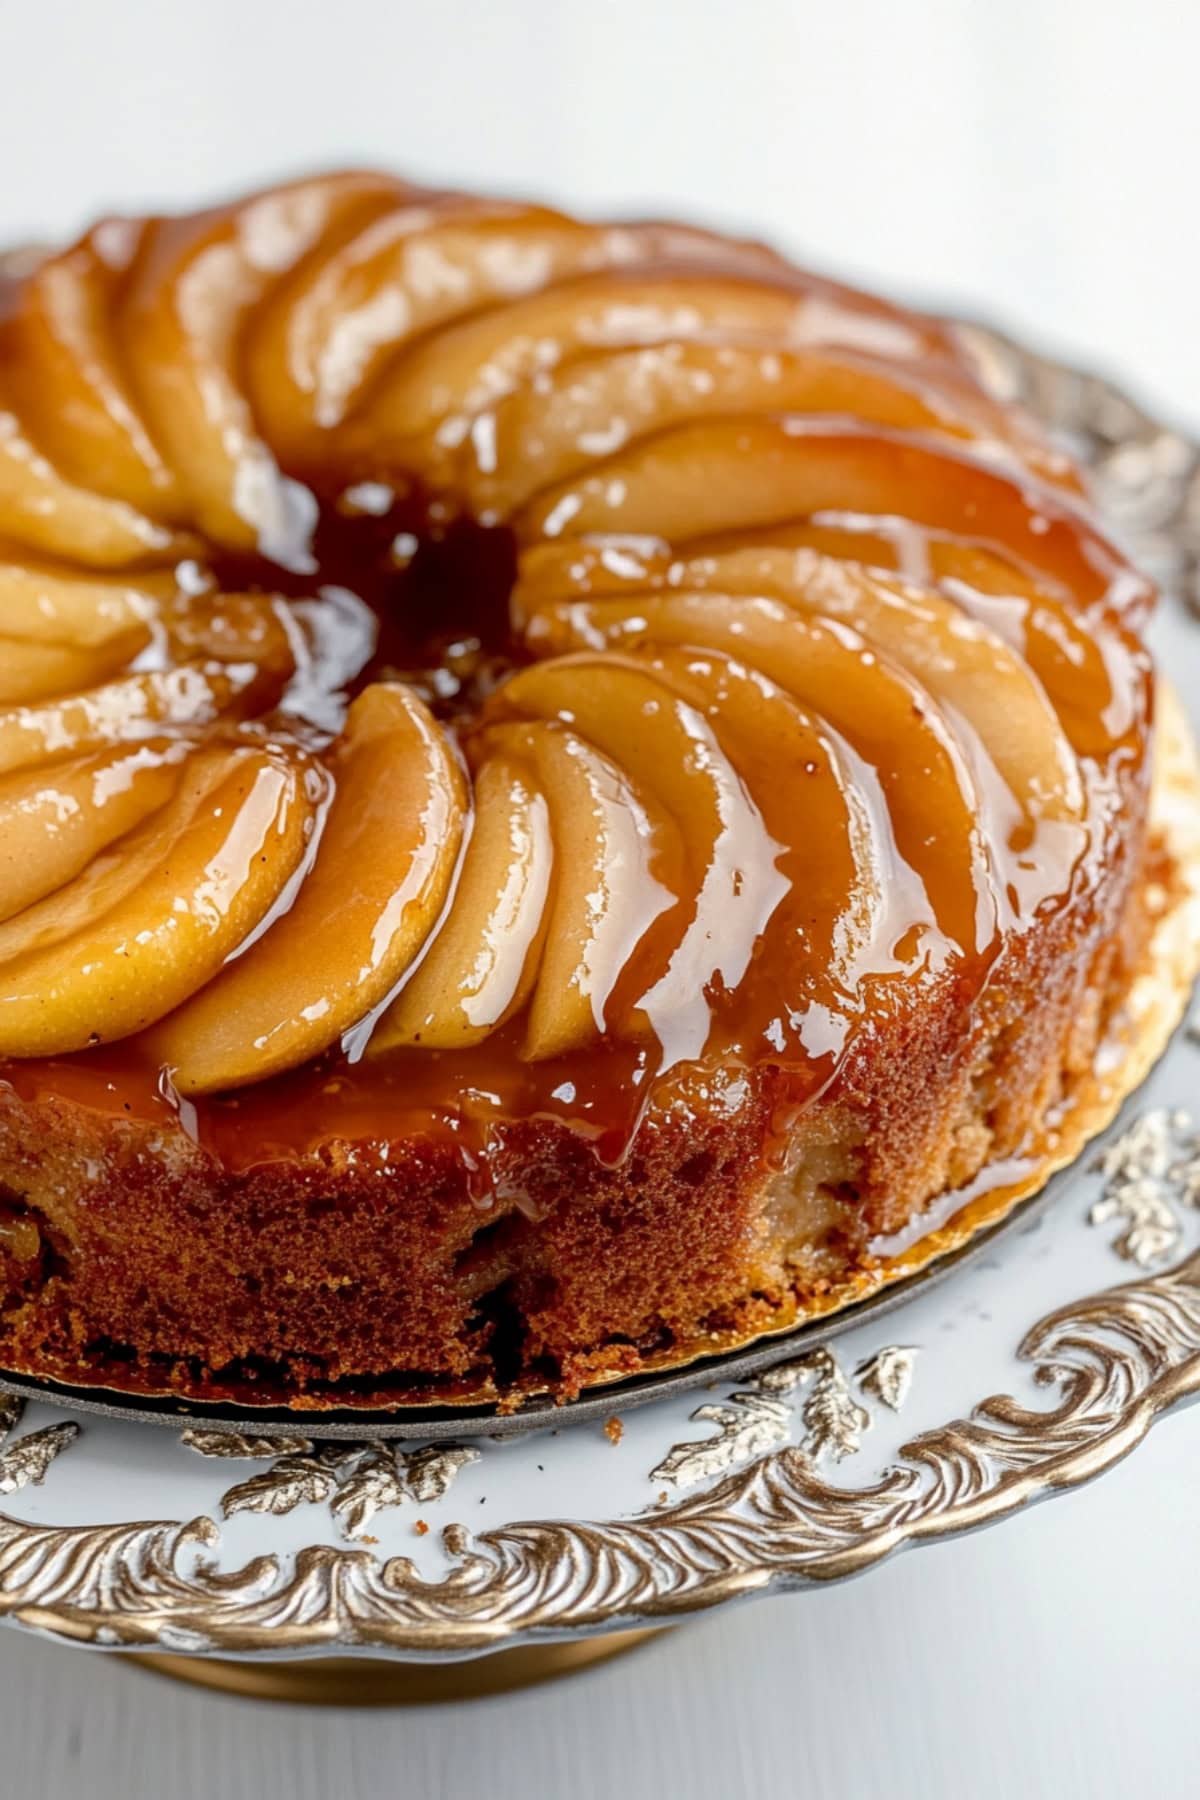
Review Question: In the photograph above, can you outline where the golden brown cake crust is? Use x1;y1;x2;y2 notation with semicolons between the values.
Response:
0;172;1172;1407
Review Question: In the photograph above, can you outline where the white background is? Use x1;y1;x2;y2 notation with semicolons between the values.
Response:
0;1;1197;1793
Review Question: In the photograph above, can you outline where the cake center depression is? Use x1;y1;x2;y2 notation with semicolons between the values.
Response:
0;172;1152;1194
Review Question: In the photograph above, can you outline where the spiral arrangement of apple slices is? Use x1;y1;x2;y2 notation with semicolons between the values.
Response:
0;174;1151;1097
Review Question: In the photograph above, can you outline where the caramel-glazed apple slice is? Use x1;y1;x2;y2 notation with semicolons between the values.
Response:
533;589;993;954
651;547;1085;829
118;174;397;558
638;645;884;990
0;400;184;568
0;561;162;649
493;656;787;1061
474;341;1018;516
0;560;159;701
249;200;621;455
360;272;907;462
0;744;315;1055
504;720;681;1062
373;752;553;1051
1;223;182;518
250;206;788;460
0;738;187;920
517;418;1149;620
523;525;1127;772
692;517;1075;603
675;522;1146;763
149;684;466;1092
0;571;297;700
0;634;142;707
525;534;1087;833
0;663;261;777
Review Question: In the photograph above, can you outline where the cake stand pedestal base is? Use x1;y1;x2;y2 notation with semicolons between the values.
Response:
127;1629;664;1705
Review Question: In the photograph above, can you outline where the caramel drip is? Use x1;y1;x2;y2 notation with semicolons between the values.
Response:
0;173;1152;1177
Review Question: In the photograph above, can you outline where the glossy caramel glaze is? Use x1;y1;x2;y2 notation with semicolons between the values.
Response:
0;173;1154;1188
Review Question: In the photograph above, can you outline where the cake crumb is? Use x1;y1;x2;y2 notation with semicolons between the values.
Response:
603;1415;624;1445
414;1519;429;1537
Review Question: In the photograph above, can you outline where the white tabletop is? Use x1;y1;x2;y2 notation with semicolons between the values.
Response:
0;3;1196;1792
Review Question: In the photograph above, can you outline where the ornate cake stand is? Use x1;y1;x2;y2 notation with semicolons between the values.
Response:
3;328;1200;1703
